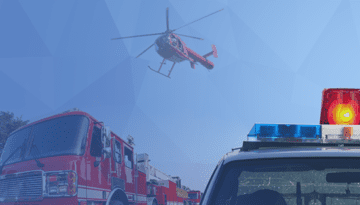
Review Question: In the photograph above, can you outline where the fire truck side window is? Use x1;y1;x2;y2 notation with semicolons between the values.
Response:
113;140;122;163
90;126;102;157
124;147;133;169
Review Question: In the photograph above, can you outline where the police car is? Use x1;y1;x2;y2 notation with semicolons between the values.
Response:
201;89;360;205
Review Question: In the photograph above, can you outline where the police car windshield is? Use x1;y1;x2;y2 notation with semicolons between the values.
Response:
210;158;360;205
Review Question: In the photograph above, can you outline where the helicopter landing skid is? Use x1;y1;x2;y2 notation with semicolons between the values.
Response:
148;60;176;79
148;66;171;79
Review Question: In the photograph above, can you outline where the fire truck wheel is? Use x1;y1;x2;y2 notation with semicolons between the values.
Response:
110;200;125;205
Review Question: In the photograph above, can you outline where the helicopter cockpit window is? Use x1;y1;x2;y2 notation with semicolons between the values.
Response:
178;40;183;52
171;35;178;47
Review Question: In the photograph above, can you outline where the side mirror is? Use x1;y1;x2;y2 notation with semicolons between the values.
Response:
102;126;111;140
94;157;101;167
101;126;111;148
103;147;111;158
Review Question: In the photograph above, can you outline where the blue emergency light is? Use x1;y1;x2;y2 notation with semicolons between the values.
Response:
247;124;322;142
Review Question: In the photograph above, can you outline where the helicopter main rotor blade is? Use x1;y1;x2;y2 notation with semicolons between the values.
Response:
112;32;165;40
136;43;155;58
166;7;170;31
171;8;224;32
174;33;203;40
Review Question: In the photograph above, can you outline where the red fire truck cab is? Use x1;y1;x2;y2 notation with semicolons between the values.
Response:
187;191;202;205
0;109;148;205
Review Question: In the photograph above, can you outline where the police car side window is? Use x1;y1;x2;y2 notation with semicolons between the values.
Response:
113;140;122;164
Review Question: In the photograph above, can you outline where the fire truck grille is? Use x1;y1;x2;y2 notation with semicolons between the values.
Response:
0;171;43;201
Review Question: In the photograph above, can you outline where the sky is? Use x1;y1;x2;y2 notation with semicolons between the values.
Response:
1;0;360;192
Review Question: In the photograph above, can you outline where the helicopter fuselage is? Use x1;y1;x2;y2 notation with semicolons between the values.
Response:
155;33;189;63
155;33;215;70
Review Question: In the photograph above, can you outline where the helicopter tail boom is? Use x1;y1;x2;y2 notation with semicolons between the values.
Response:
186;46;216;70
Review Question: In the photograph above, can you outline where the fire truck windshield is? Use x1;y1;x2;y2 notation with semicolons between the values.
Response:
210;158;360;205
188;193;198;199
0;115;89;167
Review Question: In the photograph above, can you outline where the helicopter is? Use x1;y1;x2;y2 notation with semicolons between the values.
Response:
112;7;223;78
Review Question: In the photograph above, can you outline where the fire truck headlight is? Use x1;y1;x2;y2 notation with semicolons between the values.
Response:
59;185;67;193
49;186;58;194
44;171;78;197
67;171;77;195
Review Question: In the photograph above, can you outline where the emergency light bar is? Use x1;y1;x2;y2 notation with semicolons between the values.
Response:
320;88;360;125
247;124;360;144
322;125;360;143
247;124;321;142
244;88;360;146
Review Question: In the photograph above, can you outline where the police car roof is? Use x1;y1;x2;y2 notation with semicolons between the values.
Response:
223;142;360;165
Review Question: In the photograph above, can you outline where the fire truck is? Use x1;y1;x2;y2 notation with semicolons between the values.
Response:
187;190;202;205
0;109;197;205
137;153;196;205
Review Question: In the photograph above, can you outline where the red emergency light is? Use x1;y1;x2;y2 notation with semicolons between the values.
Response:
320;88;360;125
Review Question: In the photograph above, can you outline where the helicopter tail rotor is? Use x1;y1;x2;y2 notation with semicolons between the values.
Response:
212;44;218;58
203;44;218;59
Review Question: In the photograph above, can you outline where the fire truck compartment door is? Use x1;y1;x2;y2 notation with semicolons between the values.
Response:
125;167;133;183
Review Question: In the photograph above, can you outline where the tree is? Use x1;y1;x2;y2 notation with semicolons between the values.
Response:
0;111;29;149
